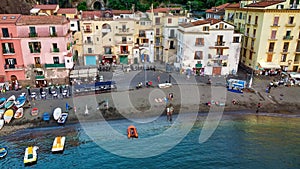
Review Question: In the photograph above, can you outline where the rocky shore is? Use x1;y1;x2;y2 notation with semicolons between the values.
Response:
1;82;300;136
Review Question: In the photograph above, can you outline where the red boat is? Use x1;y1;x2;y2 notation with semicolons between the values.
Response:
127;125;138;139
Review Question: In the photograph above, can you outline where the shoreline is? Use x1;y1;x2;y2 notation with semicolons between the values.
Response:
1;84;300;136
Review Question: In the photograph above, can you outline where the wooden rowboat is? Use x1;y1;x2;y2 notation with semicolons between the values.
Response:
14;108;24;119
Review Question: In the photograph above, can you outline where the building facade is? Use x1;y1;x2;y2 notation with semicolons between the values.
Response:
177;18;241;75
225;0;300;73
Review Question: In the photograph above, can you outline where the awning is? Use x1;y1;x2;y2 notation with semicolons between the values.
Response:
258;62;281;69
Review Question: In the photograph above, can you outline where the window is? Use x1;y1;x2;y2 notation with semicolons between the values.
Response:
244;37;248;46
281;54;287;62
195;38;204;46
2;28;9;37
170;29;175;38
248;15;251;24
203;26;209;31
249;51;253;60
5;58;17;68
122;25;126;31
104;47;111;54
154;13;158;16
140;21;145;25
286;30;291;37
29;27;37;37
233;37;239;43
246;28;250;35
88;48;92;53
219;23;224;29
53;57;59;64
194;51;203;60
253;29;256;37
267;54;273;62
2;43;14;54
49;26;56;36
97;37;99;41
52;43;59;52
268;42;275;52
251;40;254;49
283;42;289;52
239;13;242;19
155;17;160;25
96;26;98;30
28;42;41;53
271;30;277;39
122;37;126;42
273;16;279;26
71;24;75;27
288;16;294;24
255;16;258;25
156;28;160;35
168;18;172;24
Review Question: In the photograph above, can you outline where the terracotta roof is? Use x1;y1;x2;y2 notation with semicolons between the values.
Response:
245;1;284;7
33;4;58;10
57;8;77;14
0;14;21;24
180;18;221;28
225;3;240;8
206;3;231;13
146;7;181;13
16;15;69;25
112;10;132;15
81;11;102;19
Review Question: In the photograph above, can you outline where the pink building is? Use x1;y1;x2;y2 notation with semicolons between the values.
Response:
0;14;25;86
16;15;73;87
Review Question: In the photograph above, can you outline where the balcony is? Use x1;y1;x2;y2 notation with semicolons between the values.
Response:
35;75;45;79
139;43;149;47
45;63;65;68
285;23;296;27
52;48;60;53
215;41;225;46
155;43;162;46
211;55;228;60
283;36;293;40
139;33;146;37
282;49;289;53
2;48;15;55
169;35;176;39
4;64;25;71
295;49;300;53
294;60;299;64
118;51;130;55
268;37;277;41
270;24;279;27
50;32;57;37
34;64;43;68
29;33;38;37
116;41;133;44
116;28;132;35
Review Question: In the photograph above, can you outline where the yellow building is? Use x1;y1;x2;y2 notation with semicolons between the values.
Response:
30;4;59;16
225;0;300;73
56;8;78;19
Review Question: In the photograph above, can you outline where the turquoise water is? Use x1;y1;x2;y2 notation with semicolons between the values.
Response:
0;113;300;169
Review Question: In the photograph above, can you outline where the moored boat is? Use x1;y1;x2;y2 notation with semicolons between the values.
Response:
4;95;15;109
127;125;138;139
57;113;68;124
53;107;62;121
43;112;50;122
15;95;26;108
51;136;66;153
23;146;39;165
31;107;39;116
0;119;4;130
3;109;14;124
0;147;8;158
0;98;6;108
0;109;4;119
14;108;24;119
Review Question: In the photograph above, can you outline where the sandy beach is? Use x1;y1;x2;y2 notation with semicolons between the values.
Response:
1;79;300;136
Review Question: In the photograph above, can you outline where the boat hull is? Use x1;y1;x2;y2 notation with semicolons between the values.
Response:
0;147;8;158
53;108;62;121
14;108;24;119
57;113;68;124
3;109;14;124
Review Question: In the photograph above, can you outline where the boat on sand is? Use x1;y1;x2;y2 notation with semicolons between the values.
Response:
14;108;24;119
4;95;15;109
53;108;62;121
3;109;14;124
0;119;4;130
57;113;68;124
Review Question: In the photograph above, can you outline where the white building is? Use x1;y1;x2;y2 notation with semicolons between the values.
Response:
177;18;241;75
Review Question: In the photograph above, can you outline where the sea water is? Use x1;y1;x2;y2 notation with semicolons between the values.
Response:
0;112;299;169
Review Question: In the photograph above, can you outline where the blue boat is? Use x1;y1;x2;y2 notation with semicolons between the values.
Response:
43;112;50;122
4;95;15;109
0;147;8;158
15;95;26;108
0;98;6;109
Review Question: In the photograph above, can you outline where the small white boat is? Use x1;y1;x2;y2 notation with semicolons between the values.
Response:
57;113;68;124
3;109;14;124
158;83;172;89
0;147;8;158
23;146;39;165
51;136;66;153
0;109;5;119
0;119;4;130
4;95;15;109
15;95;26;108
14;108;24;119
53;107;62;120
31;107;39;116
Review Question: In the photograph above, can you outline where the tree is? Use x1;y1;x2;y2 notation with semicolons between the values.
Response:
77;1;87;11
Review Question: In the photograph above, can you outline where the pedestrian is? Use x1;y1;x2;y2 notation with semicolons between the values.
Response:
256;102;261;113
157;75;160;83
27;87;31;96
39;86;43;95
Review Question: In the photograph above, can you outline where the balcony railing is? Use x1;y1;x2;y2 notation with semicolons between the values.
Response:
294;60;299;64
215;41;225;46
52;48;60;53
45;63;65;68
3;48;15;54
4;64;25;70
84;29;92;33
119;51;130;55
282;49;288;53
271;24;279;27
29;33;38;37
30;48;41;53
139;43;149;47
34;64;43;68
285;23;296;27
35;75;45;79
85;40;93;44
169;35;176;38
283;36;293;40
139;33;146;37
